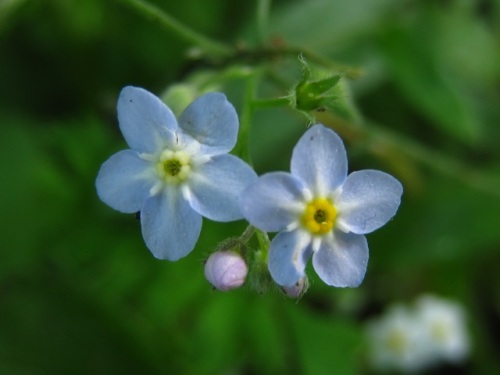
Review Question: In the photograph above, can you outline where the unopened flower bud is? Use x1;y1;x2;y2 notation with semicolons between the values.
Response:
293;55;342;112
204;251;248;291
282;276;309;298
295;75;341;111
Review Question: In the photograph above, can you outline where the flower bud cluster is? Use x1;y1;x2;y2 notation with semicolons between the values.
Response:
292;56;360;123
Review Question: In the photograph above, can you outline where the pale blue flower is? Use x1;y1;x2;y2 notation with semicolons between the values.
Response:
240;124;402;287
96;86;257;260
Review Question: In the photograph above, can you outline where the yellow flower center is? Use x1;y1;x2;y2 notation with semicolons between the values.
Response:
431;321;450;343
302;197;337;235
386;330;408;354
156;149;191;183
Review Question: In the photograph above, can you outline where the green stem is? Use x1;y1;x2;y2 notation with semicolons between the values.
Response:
233;69;261;164
251;96;291;109
119;0;233;59
238;47;362;78
255;229;271;262
240;225;256;243
261;45;363;78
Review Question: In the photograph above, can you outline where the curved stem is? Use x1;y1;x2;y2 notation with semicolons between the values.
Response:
251;96;291;109
119;0;233;59
255;229;271;262
282;46;363;78
240;225;256;243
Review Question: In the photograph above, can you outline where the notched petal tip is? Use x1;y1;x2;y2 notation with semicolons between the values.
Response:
291;124;348;195
95;149;154;214
268;230;312;287
187;154;258;222
312;232;369;288
336;170;403;234
178;92;239;155
240;172;306;233
140;192;202;261
117;86;178;153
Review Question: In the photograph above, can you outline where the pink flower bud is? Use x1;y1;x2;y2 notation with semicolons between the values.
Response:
204;251;248;291
282;277;309;298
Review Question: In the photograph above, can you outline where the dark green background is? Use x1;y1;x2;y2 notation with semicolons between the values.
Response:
1;0;500;374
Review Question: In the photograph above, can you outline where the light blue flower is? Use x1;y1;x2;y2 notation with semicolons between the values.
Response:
240;124;402;287
96;86;257;261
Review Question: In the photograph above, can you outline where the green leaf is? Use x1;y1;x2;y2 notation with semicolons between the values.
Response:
0;271;157;374
0;117;75;277
265;0;400;55
381;18;483;143
287;306;363;375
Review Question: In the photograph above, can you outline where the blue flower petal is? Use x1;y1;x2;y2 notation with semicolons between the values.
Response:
140;187;202;260
118;86;177;153
291;124;347;196
240;172;307;232
95;150;155;213
336;170;403;234
268;229;313;287
312;231;368;287
178;92;238;155
187;154;257;222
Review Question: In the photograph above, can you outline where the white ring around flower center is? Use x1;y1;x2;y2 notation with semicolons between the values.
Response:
156;149;192;183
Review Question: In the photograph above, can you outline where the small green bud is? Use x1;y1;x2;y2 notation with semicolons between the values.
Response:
294;56;342;112
295;75;342;111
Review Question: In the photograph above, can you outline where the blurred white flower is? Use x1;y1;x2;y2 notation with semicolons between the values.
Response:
366;295;470;373
367;305;430;373
414;295;470;365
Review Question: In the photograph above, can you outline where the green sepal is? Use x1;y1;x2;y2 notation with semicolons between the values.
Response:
294;57;343;111
297;74;342;98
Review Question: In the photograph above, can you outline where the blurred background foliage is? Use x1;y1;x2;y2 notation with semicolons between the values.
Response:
1;0;500;374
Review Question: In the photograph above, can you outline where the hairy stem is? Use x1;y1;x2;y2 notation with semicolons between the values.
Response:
233;69;261;164
251;96;291;109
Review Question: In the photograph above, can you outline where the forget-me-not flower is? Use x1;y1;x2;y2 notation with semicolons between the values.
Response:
240;124;402;287
367;304;428;373
96;86;257;260
414;295;470;365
